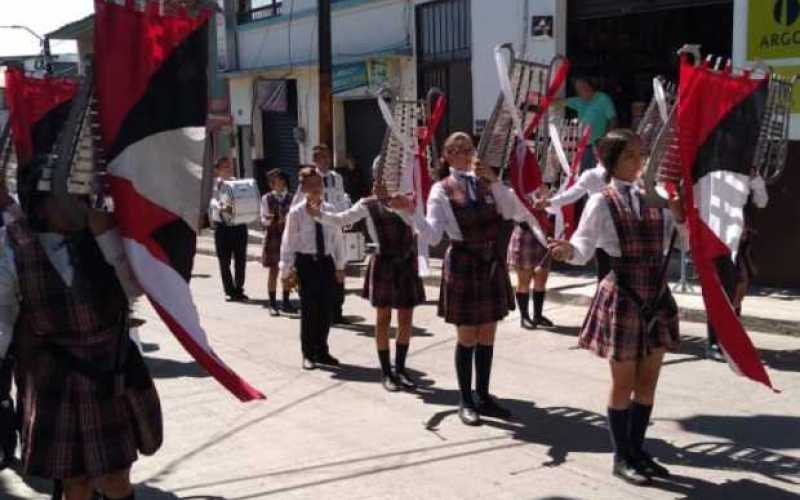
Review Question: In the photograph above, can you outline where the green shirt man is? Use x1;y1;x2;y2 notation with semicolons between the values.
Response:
566;90;617;145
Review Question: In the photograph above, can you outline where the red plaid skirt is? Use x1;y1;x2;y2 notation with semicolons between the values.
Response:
579;272;680;361
438;243;514;325
507;224;549;270
261;224;284;267
362;254;425;309
19;339;163;479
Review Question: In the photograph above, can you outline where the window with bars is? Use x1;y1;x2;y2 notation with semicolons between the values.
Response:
237;0;282;24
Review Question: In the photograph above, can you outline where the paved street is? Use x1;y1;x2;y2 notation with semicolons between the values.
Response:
2;254;799;499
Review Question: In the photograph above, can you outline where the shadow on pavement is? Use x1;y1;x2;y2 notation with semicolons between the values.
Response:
316;364;434;389
144;357;209;379
668;335;800;373
675;414;800;450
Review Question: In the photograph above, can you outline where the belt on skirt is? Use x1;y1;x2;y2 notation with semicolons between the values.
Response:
451;240;500;279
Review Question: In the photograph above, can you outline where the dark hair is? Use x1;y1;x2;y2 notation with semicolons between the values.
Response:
298;165;320;184
266;168;290;186
573;73;598;91
597;129;639;183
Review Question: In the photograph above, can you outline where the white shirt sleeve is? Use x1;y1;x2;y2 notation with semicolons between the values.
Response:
749;175;769;209
279;207;300;279
0;230;19;360
260;194;271;227
95;228;144;299
332;226;347;271
489;181;518;220
567;193;615;265
547;173;591;210
318;199;369;228
425;182;460;245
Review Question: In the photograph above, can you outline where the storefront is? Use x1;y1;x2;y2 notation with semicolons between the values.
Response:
556;0;799;287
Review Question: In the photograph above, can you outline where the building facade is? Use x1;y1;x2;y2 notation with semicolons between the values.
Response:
225;0;798;286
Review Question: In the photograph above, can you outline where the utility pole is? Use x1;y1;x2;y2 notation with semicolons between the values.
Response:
317;0;333;149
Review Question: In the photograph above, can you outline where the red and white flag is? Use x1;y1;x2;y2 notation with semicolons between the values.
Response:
93;0;264;401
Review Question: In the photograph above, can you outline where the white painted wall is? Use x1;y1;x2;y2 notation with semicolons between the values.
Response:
236;0;412;70
469;0;565;128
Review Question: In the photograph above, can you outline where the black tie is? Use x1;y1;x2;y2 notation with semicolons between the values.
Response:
315;221;326;258
623;186;638;218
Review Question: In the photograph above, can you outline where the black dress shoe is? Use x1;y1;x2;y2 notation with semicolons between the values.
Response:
534;315;555;328
520;316;537;330
282;301;298;314
475;395;512;419
395;370;417;390
316;353;340;366
458;405;481;426
612;457;652;486
268;303;280;316
635;451;670;478
302;358;316;370
382;374;401;392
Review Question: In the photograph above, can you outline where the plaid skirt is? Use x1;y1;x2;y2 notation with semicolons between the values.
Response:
261;225;284;267
579;272;680;361
507;224;549;270
438;244;515;326
362;254;425;309
19;342;163;479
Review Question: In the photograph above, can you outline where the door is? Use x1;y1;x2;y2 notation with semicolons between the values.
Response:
261;80;300;191
344;99;387;201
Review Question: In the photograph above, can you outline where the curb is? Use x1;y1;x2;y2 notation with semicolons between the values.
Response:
195;246;800;338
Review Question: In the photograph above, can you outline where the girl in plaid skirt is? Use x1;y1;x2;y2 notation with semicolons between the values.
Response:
0;164;161;500
261;169;296;316
549;129;686;486
425;132;517;427
311;179;427;392
508;194;554;329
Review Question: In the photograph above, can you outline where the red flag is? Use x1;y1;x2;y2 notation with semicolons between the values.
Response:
676;56;775;391
414;94;446;207
560;126;591;239
4;67;77;167
94;0;264;401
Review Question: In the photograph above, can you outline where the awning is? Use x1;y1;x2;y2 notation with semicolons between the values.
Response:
47;14;95;40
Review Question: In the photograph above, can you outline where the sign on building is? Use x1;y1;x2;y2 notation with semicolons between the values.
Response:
748;0;800;60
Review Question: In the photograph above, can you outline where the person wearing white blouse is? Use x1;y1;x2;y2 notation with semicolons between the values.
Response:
260;169;295;316
549;129;686;486
310;181;427;392
425;132;517;427
280;167;347;370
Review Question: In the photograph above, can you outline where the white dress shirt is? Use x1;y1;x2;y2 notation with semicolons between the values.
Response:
279;200;347;279
568;178;686;265
546;164;607;212
292;169;352;212
0;227;144;359
317;198;428;254
425;171;518;246
260;190;290;227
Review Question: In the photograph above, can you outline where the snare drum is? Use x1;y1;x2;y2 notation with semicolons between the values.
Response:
343;231;366;262
218;179;260;225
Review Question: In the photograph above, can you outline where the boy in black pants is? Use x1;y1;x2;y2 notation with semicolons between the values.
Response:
209;157;249;301
280;167;346;369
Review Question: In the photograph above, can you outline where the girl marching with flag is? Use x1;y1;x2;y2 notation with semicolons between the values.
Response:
425;132;518;427
548;129;686;486
308;175;427;392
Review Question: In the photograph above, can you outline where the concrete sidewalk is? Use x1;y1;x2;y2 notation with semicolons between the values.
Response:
196;232;800;337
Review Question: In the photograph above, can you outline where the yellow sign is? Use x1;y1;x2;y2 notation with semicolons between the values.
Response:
772;65;800;113
748;0;800;60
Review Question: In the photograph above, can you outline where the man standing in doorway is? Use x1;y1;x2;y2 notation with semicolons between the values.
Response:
558;75;617;173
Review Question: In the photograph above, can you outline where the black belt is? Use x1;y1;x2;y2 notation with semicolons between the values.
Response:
296;252;333;263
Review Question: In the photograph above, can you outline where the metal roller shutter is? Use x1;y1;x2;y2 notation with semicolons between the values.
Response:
568;0;732;20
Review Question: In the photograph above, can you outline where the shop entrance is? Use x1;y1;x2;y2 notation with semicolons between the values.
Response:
567;1;733;127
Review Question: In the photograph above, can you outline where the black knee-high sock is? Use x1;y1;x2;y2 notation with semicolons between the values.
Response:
269;290;278;306
607;407;631;461
515;292;531;320
629;401;653;454
532;291;545;319
395;342;409;372
474;344;494;399
455;343;475;407
735;306;741;317
283;289;291;304
377;349;392;376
